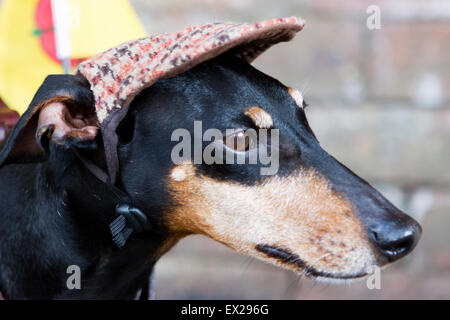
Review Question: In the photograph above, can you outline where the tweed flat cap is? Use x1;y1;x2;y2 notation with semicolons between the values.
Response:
76;16;305;124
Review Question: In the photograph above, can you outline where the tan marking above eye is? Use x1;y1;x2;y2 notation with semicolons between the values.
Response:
288;87;304;109
243;106;273;129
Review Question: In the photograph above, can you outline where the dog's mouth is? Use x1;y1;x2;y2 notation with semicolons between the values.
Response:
255;244;368;280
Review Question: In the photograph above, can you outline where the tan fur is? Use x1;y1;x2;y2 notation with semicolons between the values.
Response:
165;162;376;278
243;106;274;129
288;87;304;108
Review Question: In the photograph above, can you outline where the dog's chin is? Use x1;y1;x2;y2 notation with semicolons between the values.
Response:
255;244;373;284
311;275;368;285
303;269;369;284
309;261;394;284
290;262;370;284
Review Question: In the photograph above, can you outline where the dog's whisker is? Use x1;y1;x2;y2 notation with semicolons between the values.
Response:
281;252;331;299
300;79;310;97
282;272;302;299
239;256;255;277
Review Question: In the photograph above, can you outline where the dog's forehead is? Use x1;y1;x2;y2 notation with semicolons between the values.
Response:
134;55;303;132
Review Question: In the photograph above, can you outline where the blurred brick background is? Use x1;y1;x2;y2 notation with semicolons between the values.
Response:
125;0;450;299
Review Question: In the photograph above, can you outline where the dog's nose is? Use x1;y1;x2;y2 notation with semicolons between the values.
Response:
369;214;422;262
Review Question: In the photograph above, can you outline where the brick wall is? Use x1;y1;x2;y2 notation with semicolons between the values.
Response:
127;0;450;299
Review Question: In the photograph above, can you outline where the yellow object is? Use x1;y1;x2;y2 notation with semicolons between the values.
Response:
0;0;145;115
0;0;59;115
69;0;146;59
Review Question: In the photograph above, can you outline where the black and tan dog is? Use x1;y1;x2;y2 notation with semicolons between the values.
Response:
0;52;421;299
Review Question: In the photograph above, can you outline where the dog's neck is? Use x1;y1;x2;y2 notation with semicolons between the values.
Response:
0;149;170;299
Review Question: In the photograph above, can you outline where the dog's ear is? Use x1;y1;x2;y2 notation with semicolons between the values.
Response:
0;74;97;166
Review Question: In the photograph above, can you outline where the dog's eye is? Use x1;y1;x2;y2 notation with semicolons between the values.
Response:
224;130;254;152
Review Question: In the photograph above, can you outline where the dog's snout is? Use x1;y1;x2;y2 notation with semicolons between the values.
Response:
369;213;422;263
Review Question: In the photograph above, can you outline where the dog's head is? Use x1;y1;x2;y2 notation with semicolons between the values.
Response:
0;54;421;283
140;54;421;281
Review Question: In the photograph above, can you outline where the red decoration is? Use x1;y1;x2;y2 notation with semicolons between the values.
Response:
35;0;83;66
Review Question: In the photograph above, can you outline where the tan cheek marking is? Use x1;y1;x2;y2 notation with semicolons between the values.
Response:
170;165;192;182
243;106;273;129
165;162;375;275
288;87;304;108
